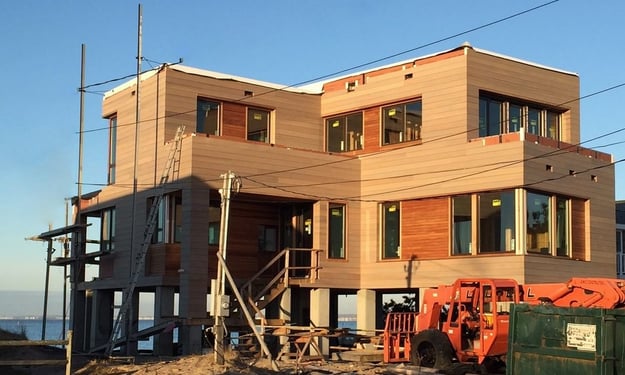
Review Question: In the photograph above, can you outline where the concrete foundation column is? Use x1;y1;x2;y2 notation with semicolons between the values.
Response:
154;287;176;356
310;288;330;356
357;289;376;336
89;290;114;349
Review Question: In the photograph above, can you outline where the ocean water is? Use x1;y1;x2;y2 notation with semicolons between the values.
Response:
0;319;357;350
0;319;158;350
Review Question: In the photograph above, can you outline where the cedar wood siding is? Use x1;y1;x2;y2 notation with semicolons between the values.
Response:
86;48;614;293
401;198;449;260
323;47;613;289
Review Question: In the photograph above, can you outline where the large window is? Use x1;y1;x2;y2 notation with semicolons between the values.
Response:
479;191;515;253
326;112;363;152
449;190;574;257
383;100;422;145
108;116;117;185
527;192;551;254
101;208;116;252
452;195;472;255
382;202;400;259
479;93;562;140
328;204;346;259
247;108;270;143
196;99;220;135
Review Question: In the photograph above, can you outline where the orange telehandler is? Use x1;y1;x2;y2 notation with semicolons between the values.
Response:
383;277;625;374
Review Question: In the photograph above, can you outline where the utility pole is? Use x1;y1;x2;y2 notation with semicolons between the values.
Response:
213;171;239;365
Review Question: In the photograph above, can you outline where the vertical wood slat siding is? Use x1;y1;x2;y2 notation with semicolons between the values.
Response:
363;108;380;151
401;198;450;260
222;102;246;139
571;198;586;260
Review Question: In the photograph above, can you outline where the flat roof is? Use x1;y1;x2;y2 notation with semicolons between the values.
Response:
104;43;577;98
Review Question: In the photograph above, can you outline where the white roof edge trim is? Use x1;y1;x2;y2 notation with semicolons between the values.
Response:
298;47;460;91
472;47;578;77
299;45;578;91
103;70;158;98
104;65;322;98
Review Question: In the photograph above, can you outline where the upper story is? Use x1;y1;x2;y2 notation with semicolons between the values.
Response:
100;43;610;193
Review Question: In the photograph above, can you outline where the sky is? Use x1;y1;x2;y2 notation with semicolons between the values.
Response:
1;0;624;304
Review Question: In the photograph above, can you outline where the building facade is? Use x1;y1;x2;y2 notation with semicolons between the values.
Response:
58;44;615;355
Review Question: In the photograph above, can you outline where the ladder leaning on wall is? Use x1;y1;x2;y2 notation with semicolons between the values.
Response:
105;125;185;356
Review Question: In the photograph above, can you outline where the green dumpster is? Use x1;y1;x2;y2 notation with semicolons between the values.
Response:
507;303;624;375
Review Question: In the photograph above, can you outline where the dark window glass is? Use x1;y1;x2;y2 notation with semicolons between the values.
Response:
479;191;515;253
247;108;270;142
326;112;363;152
555;196;569;257
108;117;117;184
382;202;400;259
453;195;472;255
479;98;501;137
527;107;541;135
383;100;422;145
546;111;560;140
197;99;219;135
509;104;522;133
527;192;550;254
328;204;345;258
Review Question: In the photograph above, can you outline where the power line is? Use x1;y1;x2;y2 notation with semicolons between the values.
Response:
78;1;559;135
230;0;561;102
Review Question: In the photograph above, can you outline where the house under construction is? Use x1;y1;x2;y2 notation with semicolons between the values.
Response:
40;43;615;357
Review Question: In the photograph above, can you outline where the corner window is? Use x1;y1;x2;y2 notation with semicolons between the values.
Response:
247;108;270;143
478;191;515;253
479;93;562;140
328;204;345;259
527;192;551;254
101;208;116;252
452;195;472;255
383;100;422;145
326;112;363;152
382;202;400;259
108;116;117;184
196;99;220;135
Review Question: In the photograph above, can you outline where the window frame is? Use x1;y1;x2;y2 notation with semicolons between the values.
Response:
452;195;472;255
478;190;516;253
326;112;364;152
107;116;117;185
478;93;563;140
148;192;182;244
196;98;221;135
247;107;271;143
382;99;422;145
101;207;116;252
328;203;346;259
381;202;400;259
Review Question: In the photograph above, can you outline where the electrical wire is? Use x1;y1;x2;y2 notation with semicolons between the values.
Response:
77;1;560;135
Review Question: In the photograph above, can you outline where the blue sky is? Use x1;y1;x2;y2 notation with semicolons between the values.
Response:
1;0;624;295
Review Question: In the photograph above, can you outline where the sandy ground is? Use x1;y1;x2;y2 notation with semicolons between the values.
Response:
72;354;390;375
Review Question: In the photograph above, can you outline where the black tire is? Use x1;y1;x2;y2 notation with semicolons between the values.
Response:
410;329;455;370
